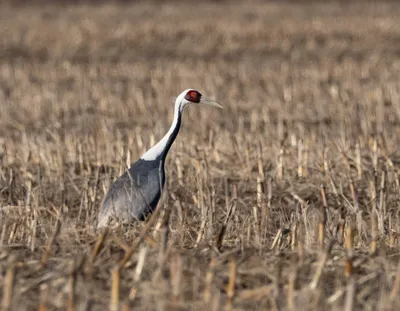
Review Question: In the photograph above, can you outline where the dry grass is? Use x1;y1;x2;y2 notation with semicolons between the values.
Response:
1;1;400;310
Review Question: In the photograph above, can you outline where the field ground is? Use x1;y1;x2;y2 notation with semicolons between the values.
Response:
1;1;400;310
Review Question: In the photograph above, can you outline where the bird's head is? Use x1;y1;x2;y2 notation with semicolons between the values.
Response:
175;89;223;110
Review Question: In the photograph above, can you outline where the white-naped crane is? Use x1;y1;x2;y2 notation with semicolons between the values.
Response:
97;89;222;228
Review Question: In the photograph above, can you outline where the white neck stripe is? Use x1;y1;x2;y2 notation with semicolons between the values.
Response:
140;101;183;161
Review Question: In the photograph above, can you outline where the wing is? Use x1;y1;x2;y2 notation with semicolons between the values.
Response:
97;164;163;228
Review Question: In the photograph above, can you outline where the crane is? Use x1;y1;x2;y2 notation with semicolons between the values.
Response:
97;89;222;228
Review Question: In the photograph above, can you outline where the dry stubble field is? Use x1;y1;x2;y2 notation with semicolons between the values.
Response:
1;1;400;310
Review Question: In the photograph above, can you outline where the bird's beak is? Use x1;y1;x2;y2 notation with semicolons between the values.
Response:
199;97;223;109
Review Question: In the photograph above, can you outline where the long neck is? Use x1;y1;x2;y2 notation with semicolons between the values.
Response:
140;102;183;162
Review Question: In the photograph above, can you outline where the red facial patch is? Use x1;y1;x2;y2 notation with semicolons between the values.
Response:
185;90;201;103
189;91;197;100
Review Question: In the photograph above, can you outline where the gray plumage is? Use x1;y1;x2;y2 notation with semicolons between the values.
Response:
97;159;165;227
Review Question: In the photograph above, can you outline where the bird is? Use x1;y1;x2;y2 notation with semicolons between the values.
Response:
97;89;222;228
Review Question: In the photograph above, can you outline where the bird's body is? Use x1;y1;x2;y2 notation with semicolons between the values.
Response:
99;159;165;225
97;89;222;228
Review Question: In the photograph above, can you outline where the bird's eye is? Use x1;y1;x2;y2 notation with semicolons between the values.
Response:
185;90;201;103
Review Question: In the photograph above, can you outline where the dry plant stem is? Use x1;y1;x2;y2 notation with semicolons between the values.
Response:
340;149;351;173
303;142;309;177
121;303;130;311
267;176;272;208
369;172;377;255
237;286;273;301
291;191;309;247
356;143;362;180
349;180;359;212
369;170;377;211
0;217;7;247
257;143;265;243
154;202;172;281
134;246;148;283
110;266;120;311
311;289;322;311
270;228;282;250
349;181;363;246
297;222;305;263
118;201;164;269
262;176;272;241
161;201;172;248
194;165;207;245
389;214;394;248
91;227;109;259
37;284;48;311
175;156;183;187
86;228;108;273
277;146;284;181
372;137;378;170
67;261;76;311
323;146;329;175
204;256;217;304
169;251;182;305
110;234;130;252
257;142;264;179
1;259;16;311
7;221;17;245
297;139;303;178
378;171;385;235
41;214;61;267
310;242;333;290
318;215;325;249
291;222;297;250
344;219;355;311
319;185;328;249
273;253;283;311
287;262;297;311
338;212;345;244
255;175;263;244
207;188;215;240
216;185;237;251
225;258;237;311
345;222;354;278
195;205;209;247
30;192;37;252
370;208;378;256
124;246;145;306
37;303;48;311
389;260;400;302
344;277;355;311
